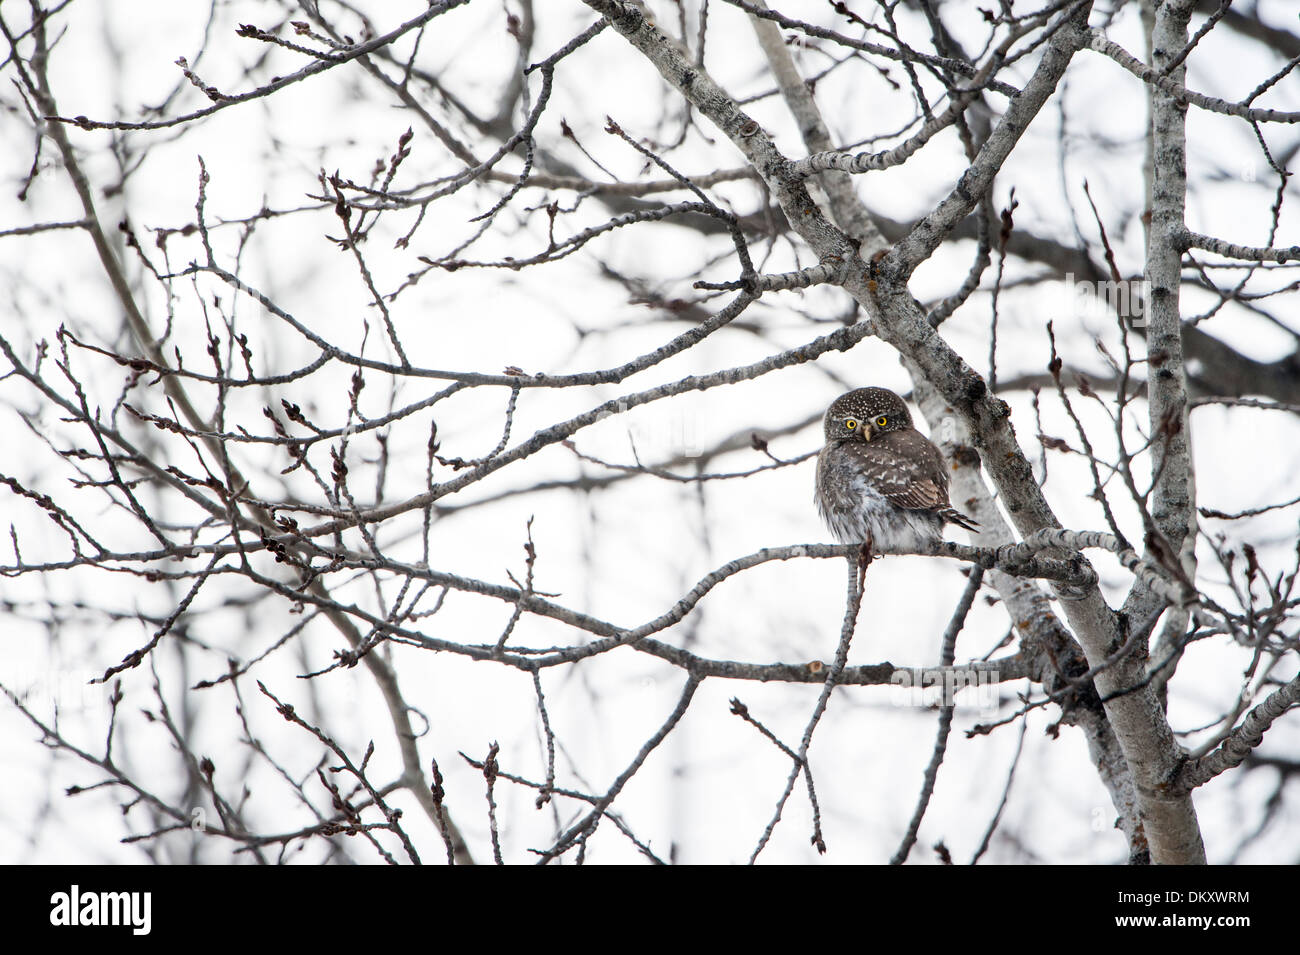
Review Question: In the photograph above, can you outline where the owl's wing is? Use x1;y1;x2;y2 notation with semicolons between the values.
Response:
844;431;951;512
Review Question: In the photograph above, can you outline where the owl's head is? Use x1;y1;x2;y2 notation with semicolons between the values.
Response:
822;387;913;442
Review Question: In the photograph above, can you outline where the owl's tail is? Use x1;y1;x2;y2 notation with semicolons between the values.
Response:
941;507;980;533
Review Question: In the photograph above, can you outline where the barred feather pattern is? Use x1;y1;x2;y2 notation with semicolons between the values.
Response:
816;443;945;549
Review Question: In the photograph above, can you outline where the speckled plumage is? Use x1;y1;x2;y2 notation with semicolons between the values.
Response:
814;387;978;550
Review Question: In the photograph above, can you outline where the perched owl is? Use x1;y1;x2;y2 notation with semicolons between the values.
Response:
815;387;979;551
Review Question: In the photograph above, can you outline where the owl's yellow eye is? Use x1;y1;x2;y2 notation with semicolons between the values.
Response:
845;418;858;430
875;415;888;428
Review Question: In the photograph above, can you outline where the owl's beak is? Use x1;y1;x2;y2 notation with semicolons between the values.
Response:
861;423;874;442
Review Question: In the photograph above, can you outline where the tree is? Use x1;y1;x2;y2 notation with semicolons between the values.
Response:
1;0;1297;865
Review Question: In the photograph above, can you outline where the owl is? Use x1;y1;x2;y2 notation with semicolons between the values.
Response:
815;387;979;551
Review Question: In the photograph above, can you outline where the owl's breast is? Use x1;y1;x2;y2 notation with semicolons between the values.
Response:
815;442;943;550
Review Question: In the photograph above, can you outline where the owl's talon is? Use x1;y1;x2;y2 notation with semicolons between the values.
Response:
857;535;874;589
